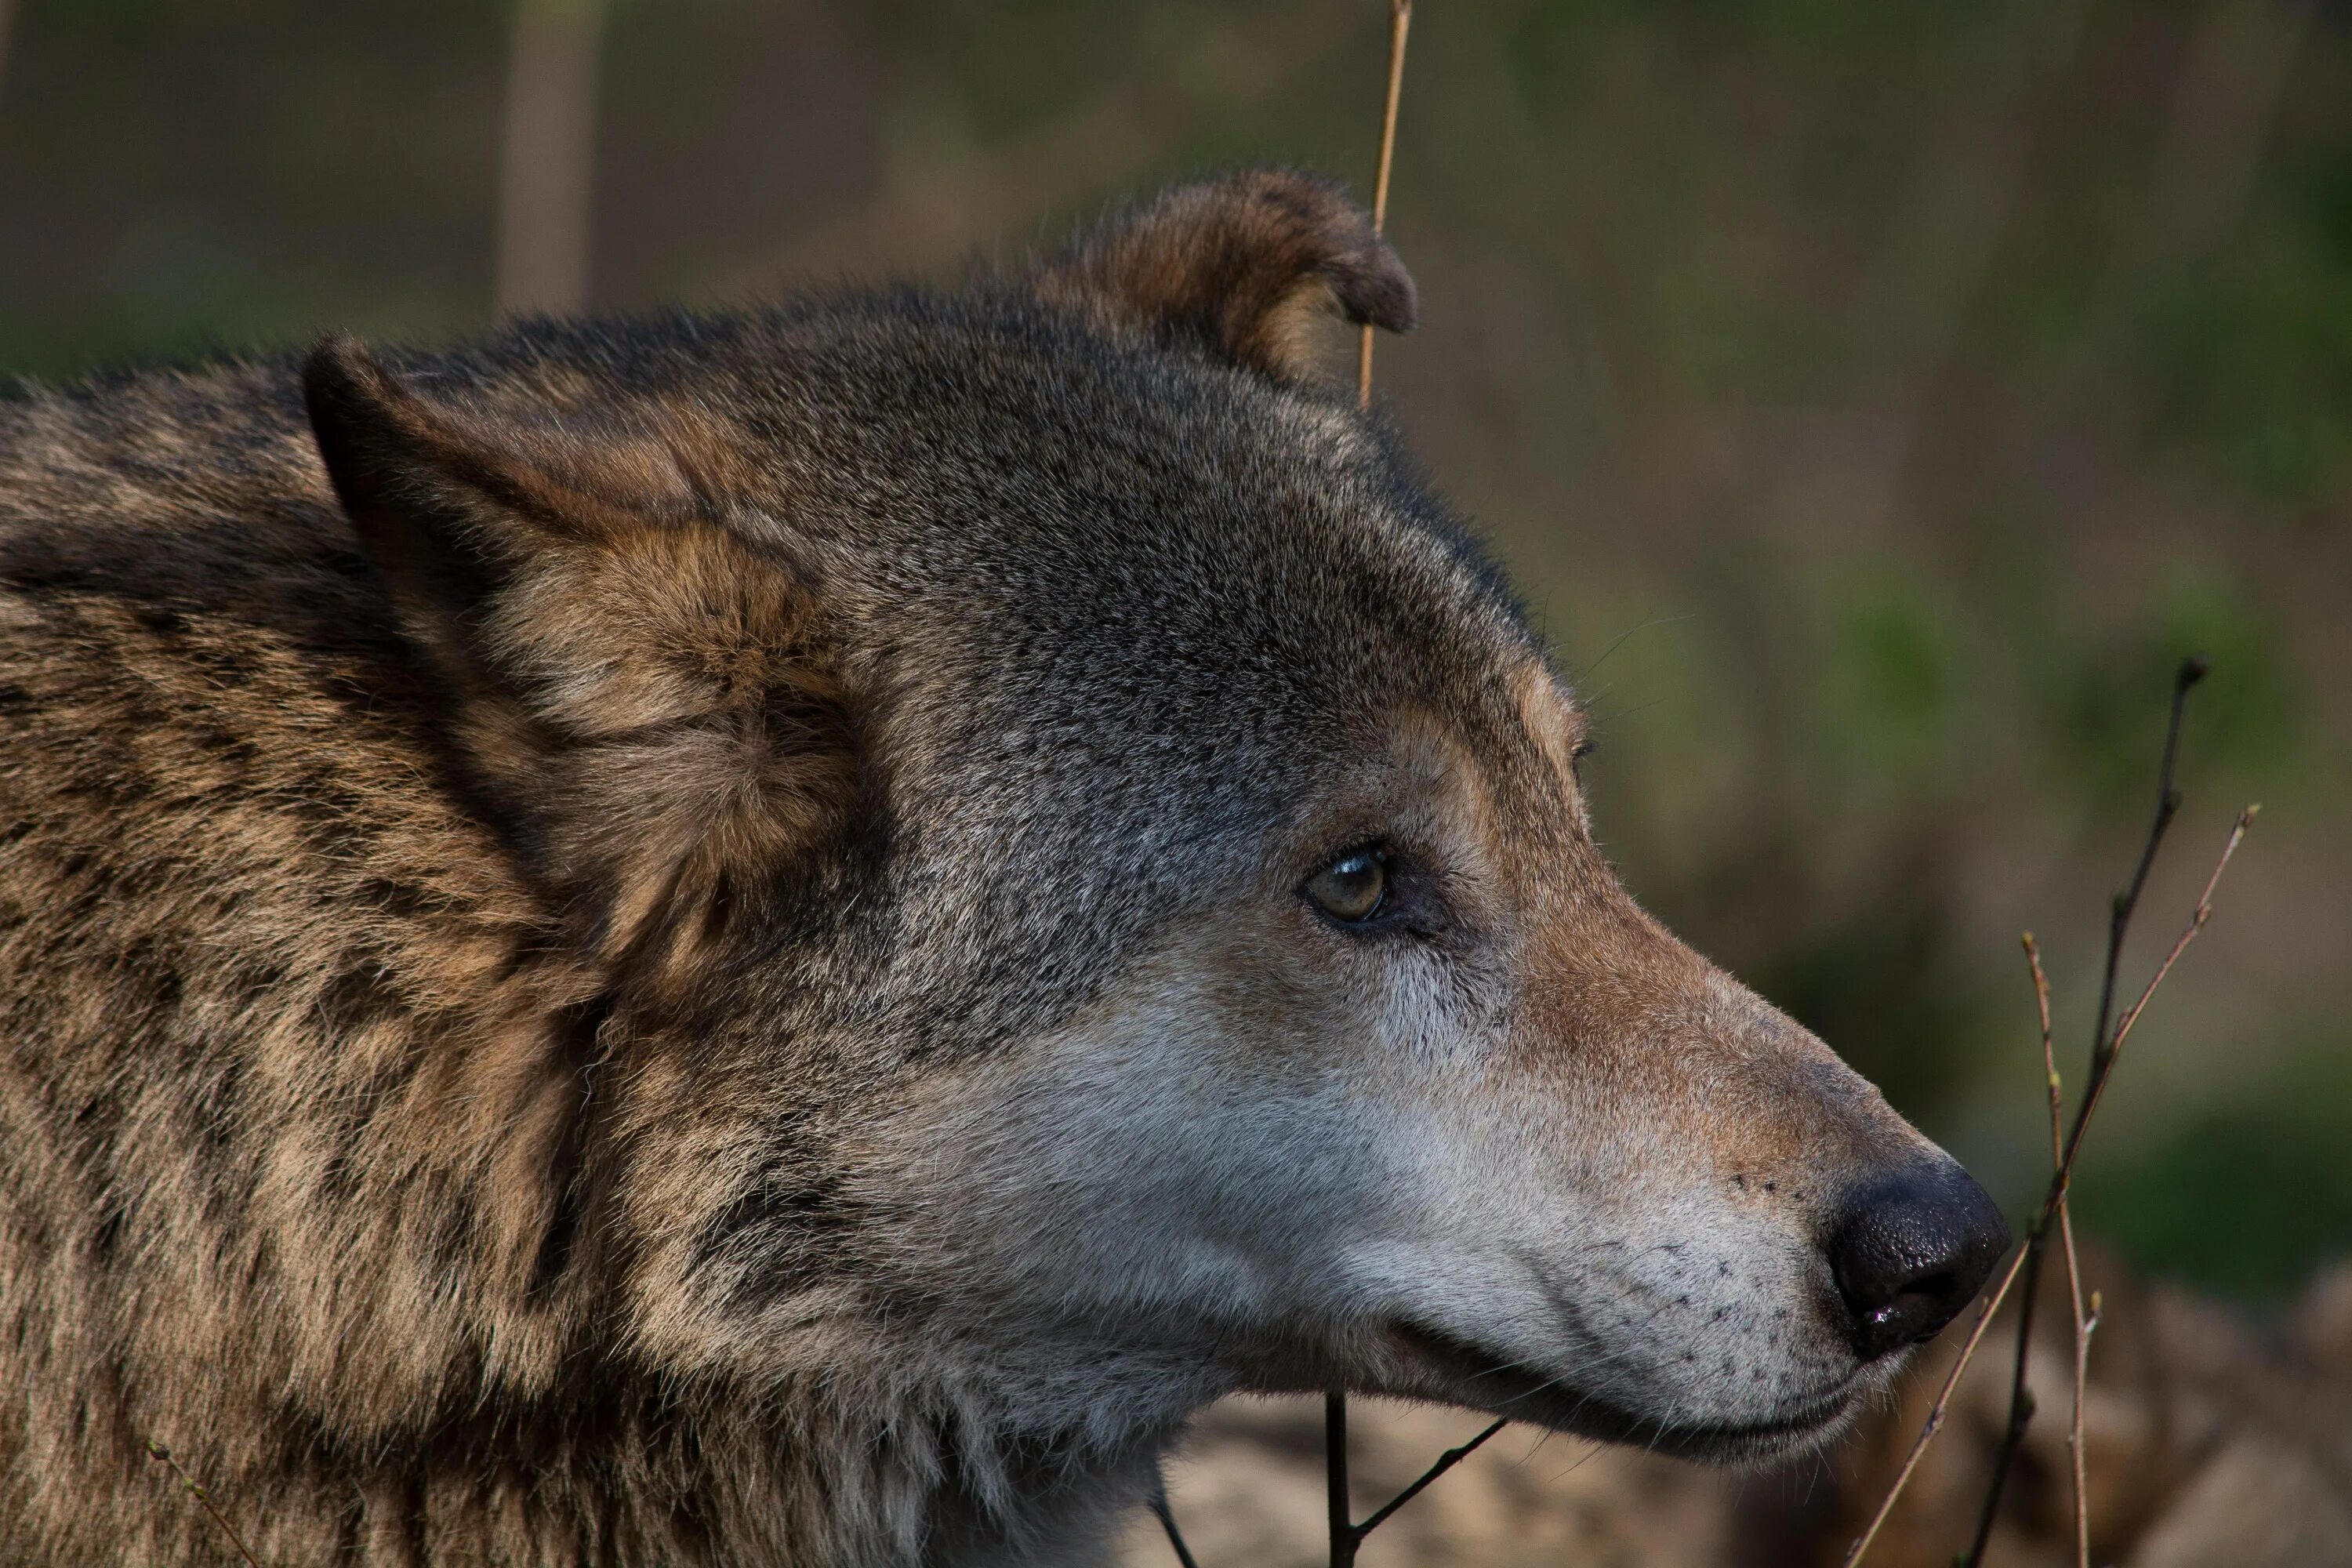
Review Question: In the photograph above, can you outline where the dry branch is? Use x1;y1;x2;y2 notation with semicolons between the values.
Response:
1962;800;2256;1564
1958;657;2203;1566
1326;1389;1354;1568
1328;1399;1508;1566
1840;1245;2031;1567
1150;1471;1203;1568
146;1443;262;1568
2072;1285;2101;1568
1846;660;2254;1568
2027;934;2093;1568
1356;0;1412;409
1355;1417;1509;1537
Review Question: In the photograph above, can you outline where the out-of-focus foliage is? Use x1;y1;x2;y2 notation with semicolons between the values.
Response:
2;0;2345;1297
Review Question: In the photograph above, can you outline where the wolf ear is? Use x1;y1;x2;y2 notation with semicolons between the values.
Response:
1032;169;1417;383
304;336;855;973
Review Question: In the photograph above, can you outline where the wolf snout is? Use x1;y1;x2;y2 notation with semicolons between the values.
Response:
1824;1162;2010;1361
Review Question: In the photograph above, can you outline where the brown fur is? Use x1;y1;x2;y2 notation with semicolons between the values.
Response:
1032;170;1417;381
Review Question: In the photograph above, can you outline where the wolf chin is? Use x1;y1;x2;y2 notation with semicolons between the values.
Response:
0;171;2007;1566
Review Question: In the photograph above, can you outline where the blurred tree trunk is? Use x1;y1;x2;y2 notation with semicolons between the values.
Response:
0;0;19;101
496;0;608;317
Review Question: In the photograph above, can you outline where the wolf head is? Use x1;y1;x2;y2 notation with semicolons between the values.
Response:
305;171;2005;1482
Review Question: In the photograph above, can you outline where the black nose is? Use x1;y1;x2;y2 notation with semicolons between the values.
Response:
1824;1163;2010;1361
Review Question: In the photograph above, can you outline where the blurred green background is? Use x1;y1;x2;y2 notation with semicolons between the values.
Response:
2;0;2345;1301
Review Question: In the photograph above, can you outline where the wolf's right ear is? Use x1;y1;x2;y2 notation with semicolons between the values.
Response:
304;336;857;975
1031;169;1417;384
303;335;705;652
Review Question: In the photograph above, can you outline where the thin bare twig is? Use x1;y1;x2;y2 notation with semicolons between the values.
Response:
2072;1284;2101;1567
1151;1470;1203;1568
2068;803;2257;1172
1967;804;2250;1568
2028;933;2092;1568
1356;1417;1508;1537
1327;1404;1508;1565
1961;655;2207;1566
146;1443;262;1568
1356;0;1412;409
2092;659;2205;1062
1326;1389;1356;1568
1839;1243;2031;1567
1963;798;2253;1563
2025;934;2060;1173
1851;664;2254;1568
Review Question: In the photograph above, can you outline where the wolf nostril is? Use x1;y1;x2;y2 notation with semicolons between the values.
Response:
1824;1163;2011;1362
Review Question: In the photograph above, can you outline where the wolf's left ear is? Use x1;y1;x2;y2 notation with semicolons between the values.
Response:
1032;169;1417;383
305;336;856;975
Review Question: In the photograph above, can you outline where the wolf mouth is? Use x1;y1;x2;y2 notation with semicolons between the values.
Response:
1386;1322;1858;1462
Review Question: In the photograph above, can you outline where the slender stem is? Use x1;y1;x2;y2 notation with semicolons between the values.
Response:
2089;658;2203;1069
145;1443;263;1568
1355;1417;1508;1538
1840;1242;2030;1567
1326;1390;1356;1568
1357;0;1413;409
1961;658;2205;1566
2069;1273;2100;1568
1150;1470;1203;1568
2064;805;2256;1178
1959;806;2252;1563
2029;934;2092;1568
2026;934;2060;1171
1965;1243;2043;1568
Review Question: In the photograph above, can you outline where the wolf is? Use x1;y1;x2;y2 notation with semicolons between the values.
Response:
0;170;2007;1566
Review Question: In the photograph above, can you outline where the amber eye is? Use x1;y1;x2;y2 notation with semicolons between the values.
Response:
1305;848;1388;924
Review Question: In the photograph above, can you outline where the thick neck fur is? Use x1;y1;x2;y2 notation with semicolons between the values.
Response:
0;365;1181;1566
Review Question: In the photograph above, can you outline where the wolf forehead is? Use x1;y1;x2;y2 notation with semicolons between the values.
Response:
460;292;1544;804
820;306;1531;740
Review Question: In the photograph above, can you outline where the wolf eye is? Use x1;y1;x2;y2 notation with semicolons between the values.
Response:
1305;848;1388;924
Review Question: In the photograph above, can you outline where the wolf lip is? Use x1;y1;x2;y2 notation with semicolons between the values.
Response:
1385;1322;1856;1461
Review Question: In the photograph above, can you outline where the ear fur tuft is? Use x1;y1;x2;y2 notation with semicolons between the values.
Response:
304;336;855;979
1032;169;1417;383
